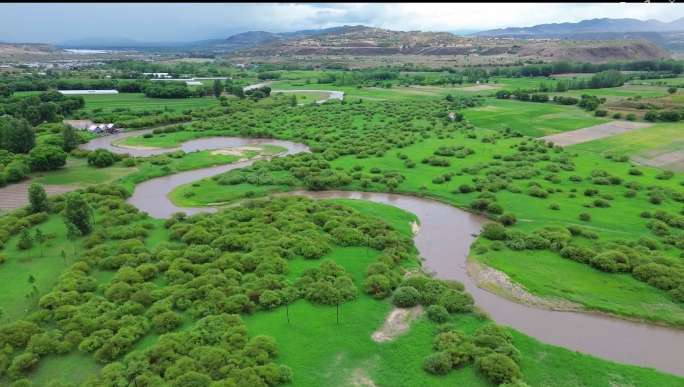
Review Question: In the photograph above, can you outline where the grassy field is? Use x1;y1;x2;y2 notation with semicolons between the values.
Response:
79;93;220;113
571;122;684;159
465;98;609;137
276;91;331;103
2;199;682;386
160;95;684;327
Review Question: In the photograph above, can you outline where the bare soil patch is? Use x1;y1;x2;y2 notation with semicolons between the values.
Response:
371;305;423;343
348;369;378;387
410;221;419;235
63;119;93;130
210;146;264;157
0;182;76;211
467;259;581;310
632;150;684;172
457;84;498;91
111;141;166;151
538;121;652;146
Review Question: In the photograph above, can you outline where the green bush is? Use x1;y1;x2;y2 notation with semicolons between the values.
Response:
481;222;506;240
392;286;421;307
590;250;630;273
362;275;393;300
87;148;116;168
474;353;522;384
579;213;591;222
422;352;452;375
498;213;517;226
426;305;449;323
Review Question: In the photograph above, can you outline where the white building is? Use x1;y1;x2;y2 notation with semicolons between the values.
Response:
185;81;203;86
58;90;119;95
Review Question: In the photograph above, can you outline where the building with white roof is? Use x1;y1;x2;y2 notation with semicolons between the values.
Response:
58;90;119;95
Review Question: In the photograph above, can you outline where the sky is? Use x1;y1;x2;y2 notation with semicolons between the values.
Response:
1;3;684;43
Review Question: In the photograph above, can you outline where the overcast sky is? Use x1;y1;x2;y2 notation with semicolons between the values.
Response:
2;3;684;43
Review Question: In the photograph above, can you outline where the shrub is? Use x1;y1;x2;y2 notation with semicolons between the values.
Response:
422;352;452;375
549;203;560;210
626;113;637;121
474;353;522;384
122;158;137;167
481;222;506;240
87;149;116;168
579;213;591;222
392;286;421;307
458;184;474;193
432;176;445;184
28;146;67;172
590;250;630;273
151;311;183;334
362;275;393;300
426;305;449;323
498;213;517;226
487;203;504;215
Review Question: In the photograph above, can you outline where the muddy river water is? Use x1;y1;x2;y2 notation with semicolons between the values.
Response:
83;131;684;376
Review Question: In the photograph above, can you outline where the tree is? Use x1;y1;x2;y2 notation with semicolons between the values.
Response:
60;249;67;267
61;124;81;152
290;94;298;107
64;192;93;235
212;79;223;98
28;182;49;213
17;227;33;250
65;221;82;255
667;86;677;94
87;148;116;167
28;145;67;171
28;274;36;284
34;228;45;257
5;118;35;153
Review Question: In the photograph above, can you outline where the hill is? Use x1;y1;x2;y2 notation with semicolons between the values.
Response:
474;17;684;36
473;17;684;50
0;43;60;56
231;25;671;63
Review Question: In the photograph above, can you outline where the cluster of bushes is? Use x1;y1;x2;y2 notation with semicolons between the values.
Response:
479;219;684;304
422;323;524;385
7;195;419;385
0;92;85;126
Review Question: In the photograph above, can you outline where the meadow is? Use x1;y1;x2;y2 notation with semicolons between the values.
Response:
1;189;682;386
79;93;219;113
1;66;684;386
159;93;684;328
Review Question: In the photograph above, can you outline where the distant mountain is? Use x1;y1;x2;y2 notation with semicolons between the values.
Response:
277;25;351;36
473;17;684;50
473;17;684;36
224;31;281;45
230;25;669;63
445;29;483;36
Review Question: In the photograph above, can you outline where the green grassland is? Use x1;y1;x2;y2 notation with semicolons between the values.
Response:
79;93;219;113
1;194;682;386
571;122;684;160
159;95;684;327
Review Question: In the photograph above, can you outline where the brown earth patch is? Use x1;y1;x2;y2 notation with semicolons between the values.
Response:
538;121;652;146
0;182;77;211
348;369;378;387
371;305;423;342
457;84;498;91
632;150;684;172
